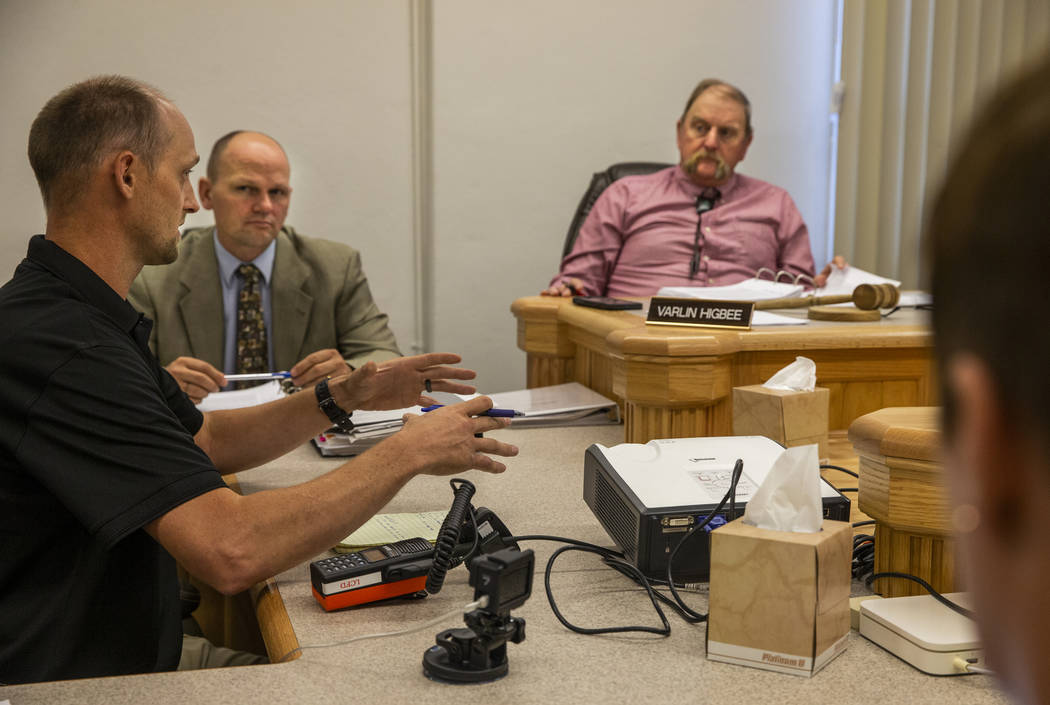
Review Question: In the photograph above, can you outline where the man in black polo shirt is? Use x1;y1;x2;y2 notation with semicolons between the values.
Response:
0;76;518;684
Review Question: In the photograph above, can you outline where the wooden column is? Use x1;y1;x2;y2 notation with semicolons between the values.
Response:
848;407;956;597
512;296;576;387
251;578;301;663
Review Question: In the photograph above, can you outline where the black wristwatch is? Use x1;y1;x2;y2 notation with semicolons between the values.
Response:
315;379;354;432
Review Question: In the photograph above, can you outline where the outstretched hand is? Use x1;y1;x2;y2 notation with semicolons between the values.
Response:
397;396;519;475
332;352;477;412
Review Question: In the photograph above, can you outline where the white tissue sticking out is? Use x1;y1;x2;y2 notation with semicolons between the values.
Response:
742;444;823;533
762;356;816;392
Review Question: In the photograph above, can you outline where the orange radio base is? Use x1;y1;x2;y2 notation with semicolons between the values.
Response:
312;576;428;611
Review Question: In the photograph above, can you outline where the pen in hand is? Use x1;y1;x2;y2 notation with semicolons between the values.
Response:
223;372;292;382
420;404;524;418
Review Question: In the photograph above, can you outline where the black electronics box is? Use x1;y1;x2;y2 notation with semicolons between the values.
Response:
582;437;851;583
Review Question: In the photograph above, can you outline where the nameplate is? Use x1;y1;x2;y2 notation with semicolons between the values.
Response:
646;297;754;329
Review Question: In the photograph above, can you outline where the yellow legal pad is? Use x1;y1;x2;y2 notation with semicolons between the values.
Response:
333;510;447;553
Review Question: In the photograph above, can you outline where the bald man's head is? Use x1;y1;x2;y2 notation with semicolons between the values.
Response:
198;131;292;262
206;130;288;181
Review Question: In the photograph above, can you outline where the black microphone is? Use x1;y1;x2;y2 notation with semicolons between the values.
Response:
695;195;716;215
691;188;721;277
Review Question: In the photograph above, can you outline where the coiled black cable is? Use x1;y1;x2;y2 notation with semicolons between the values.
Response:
425;478;475;594
852;532;875;580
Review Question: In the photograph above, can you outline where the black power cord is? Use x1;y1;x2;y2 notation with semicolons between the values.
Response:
820;464;858;492
510;458;745;636
546;545;671;636
865;572;975;620
820;463;859;478
508;535;671;636
664;458;744;622
849;521;974;620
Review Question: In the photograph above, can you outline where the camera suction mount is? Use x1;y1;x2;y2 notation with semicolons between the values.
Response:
422;609;526;683
422;547;534;684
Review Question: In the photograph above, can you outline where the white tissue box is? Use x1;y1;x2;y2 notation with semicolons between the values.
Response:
732;385;829;458
706;518;851;677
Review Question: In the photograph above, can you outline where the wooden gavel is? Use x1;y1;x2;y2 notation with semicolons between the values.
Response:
754;283;900;311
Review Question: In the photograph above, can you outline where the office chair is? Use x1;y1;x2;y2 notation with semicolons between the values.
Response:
561;161;672;257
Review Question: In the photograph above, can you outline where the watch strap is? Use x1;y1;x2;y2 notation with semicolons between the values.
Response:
315;379;354;432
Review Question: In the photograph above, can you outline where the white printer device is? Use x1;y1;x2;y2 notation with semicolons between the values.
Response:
582;436;851;582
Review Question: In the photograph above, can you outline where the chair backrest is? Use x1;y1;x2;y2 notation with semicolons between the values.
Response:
562;161;672;257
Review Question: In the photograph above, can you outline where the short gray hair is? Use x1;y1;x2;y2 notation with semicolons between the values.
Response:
680;78;752;137
28;75;172;208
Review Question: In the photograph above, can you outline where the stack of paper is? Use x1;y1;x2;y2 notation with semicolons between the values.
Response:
313;405;426;456
486;383;620;428
312;382;620;457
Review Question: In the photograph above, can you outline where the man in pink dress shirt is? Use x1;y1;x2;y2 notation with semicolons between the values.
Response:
544;79;843;297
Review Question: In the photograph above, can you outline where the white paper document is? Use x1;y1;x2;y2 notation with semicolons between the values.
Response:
752;311;807;327
196;380;284;411
898;291;933;307
657;278;803;301
814;266;901;297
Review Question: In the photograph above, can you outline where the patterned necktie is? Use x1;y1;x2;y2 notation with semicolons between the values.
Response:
235;263;267;388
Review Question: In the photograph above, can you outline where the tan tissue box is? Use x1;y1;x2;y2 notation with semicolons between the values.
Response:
732;385;829;458
706;518;851;677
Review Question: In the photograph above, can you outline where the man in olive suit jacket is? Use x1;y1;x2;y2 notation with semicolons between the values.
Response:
129;131;400;402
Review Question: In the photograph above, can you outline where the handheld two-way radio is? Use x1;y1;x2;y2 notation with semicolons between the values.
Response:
310;536;436;611
310;479;518;611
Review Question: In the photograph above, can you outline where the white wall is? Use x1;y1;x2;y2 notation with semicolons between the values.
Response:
0;0;418;351
431;0;836;391
0;0;835;394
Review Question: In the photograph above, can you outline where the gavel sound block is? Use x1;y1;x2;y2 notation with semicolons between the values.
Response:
754;283;900;321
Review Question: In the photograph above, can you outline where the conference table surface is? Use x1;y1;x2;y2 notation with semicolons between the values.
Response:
0;425;1006;705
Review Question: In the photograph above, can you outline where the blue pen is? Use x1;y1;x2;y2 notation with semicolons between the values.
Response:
420;404;525;417
224;371;292;382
